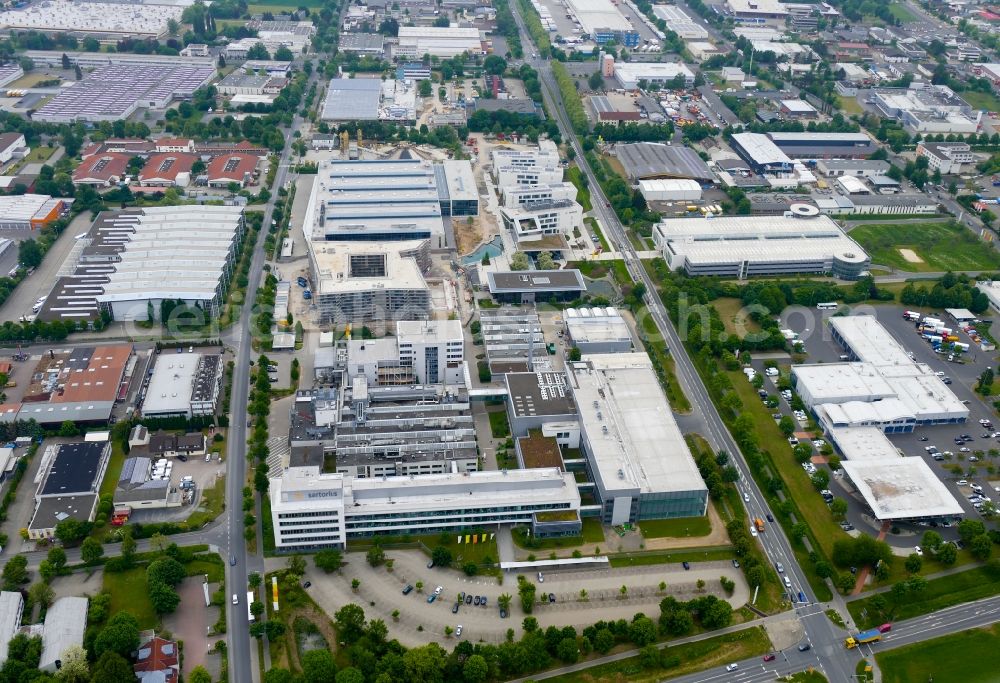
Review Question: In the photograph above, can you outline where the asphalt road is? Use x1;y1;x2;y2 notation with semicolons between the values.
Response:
224;102;305;683
506;5;861;681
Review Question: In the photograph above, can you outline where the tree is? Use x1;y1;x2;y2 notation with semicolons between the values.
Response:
510;251;530;271
334;603;367;644
629;616;657;646
57;420;79;437
147;558;185;588
120;527;137;566
18;239;43;268
287;554;307;576
54;518;89;545
536;251;555;270
593;628;615;653
81;536;104;565
274;45;294;61
351;578;360;592
28;581;53;609
484;55;507;75
568;346;582;362
264;669;295;683
418;79;433;97
248;572;262;589
904;553;923;574
830;498;848;519
958;519;986;544
301;649;338;683
189;667;213;683
588;70;604;90
94;612;140;658
970;534;993;561
56;645;89;683
431;545;453;568
778;415;795;437
89;651;134;683
978;368;995;395
246;42;270;60
519;579;537;613
922;530;943;553
463;653;489;683
937;542;958;566
556;637;579;663
2;555;27;591
366;544;386;567
314;549;343;572
148;581;181;614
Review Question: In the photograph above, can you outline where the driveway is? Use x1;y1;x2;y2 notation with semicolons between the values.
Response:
164;576;221;680
296;549;749;647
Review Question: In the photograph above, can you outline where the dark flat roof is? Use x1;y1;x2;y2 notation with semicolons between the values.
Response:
505;372;576;418
615;142;714;182
487;269;586;293
40;442;107;496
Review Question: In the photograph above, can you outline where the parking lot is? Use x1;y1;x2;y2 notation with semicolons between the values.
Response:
127;439;225;523
771;303;1000;543
298;549;749;647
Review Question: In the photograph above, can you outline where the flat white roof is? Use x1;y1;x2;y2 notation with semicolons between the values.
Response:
0;592;21;664
310;240;428;294
638;178;702;193
568;353;707;495
397;319;463;344
793;363;896;402
827;426;902;460
829;315;914;366
841;458;964;520
565;307;632;344
816;399;914;428
731;132;792;165
613;62;695;81
727;0;788;14
781;99;817;113
398;26;481;38
0;193;55;221
143;353;200;414
655;214;868;266
652;5;708;38
566;0;633;32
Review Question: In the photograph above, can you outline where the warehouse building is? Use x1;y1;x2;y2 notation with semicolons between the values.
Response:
653;210;870;279
320;78;383;121
396;26;484;58
767;131;877;159
93;206;246;322
29;441;111;540
873;85;980;134
841;457;965;521
339;32;385;55
792;315;969;430
815;159;891;178
0;194;64;230
142;352;223;418
564;306;632;354
612;61;696;90
39;597;88;673
726;0;788;19
614;142;714;183
269;466;581;549
24;50;214;69
0;592;21;665
729;133;794;175
638;178;702;202
652;5;708;38
34;63;215;123
565;0;639;46
568;353;708;523
113;456;181;511
0;0;181;38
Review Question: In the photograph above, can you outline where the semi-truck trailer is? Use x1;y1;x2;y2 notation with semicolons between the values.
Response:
754;517;765;532
845;628;882;648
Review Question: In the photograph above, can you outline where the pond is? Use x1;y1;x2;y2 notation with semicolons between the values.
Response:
461;235;504;266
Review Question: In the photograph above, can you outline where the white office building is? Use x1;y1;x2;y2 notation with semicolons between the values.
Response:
269;467;581;550
564;307;633;354
652;211;870;279
501;182;578;209
396;26;483;58
567;353;708;523
500;200;583;245
792;315;969;430
916;141;974;175
491;140;563;187
395;320;465;385
141;353;223;418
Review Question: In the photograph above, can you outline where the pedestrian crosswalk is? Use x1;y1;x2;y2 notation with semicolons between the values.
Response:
267;436;289;475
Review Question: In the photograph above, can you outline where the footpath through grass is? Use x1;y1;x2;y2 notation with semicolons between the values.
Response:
847;565;1000;628
542;627;772;683
877;623;1000;683
849;221;1000;272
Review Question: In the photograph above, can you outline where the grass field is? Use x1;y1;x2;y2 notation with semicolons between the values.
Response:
886;2;917;22
608;546;736;567
877;623;1000;683
713;297;760;337
104;567;158;629
639;312;692;413
961;90;1000;113
849;221;1000;272
639;516;712;539
488;409;510;438
847;566;1000;628
543;627;772;683
836;95;864;116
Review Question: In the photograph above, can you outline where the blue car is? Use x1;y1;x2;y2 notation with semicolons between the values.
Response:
427;594;437;604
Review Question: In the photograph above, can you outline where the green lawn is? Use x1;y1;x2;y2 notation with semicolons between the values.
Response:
886;2;917;22
877;623;1000;683
187;476;226;529
582;517;605;542
584;217;608;251
836;95;863;116
99;440;127;498
608;546;736;568
785;673;829;683
488;409;510;438
639;313;692;413
962;90;1000;113
849;221;1000;272
543;627;772;683
712;297;760;337
248;0;324;9
639;516;712;539
103;567;158;629
847;566;1000;628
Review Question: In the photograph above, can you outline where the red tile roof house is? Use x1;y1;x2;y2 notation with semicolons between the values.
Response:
133;633;179;683
205;153;261;188
138;153;198;187
72;152;132;187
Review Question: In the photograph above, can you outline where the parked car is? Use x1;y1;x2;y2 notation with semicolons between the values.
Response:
402;584;413;595
452;603;460;614
682;561;690;570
